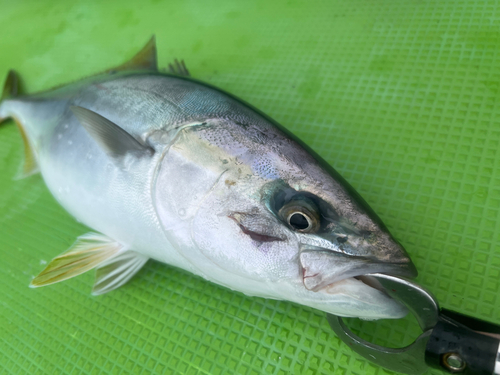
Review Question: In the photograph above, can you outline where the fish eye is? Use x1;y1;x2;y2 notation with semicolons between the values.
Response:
279;197;320;233
288;212;312;230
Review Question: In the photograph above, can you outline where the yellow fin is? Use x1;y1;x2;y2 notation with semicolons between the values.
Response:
92;250;148;295
13;117;39;178
30;233;123;288
106;35;157;73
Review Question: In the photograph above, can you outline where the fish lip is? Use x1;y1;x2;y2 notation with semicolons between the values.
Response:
299;248;418;292
308;263;417;293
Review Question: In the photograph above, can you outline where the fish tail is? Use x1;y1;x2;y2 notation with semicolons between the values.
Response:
1;70;19;105
1;70;18;124
0;70;39;178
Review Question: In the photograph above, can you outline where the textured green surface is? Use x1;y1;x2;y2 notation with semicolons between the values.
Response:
1;1;500;374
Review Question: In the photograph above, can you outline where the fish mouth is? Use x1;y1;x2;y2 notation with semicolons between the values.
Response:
299;248;417;292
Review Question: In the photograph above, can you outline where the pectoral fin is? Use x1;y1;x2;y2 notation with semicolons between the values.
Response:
92;250;149;295
30;233;123;287
71;106;153;159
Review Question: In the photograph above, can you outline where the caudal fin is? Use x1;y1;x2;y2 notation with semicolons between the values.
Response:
1;70;19;123
1;70;39;178
1;70;19;101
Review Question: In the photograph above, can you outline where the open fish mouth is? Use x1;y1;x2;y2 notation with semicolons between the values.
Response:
299;249;418;293
317;275;402;297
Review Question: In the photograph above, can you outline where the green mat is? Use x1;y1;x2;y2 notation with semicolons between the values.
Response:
1;1;499;374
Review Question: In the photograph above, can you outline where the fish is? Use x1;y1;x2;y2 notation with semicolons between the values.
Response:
0;37;417;320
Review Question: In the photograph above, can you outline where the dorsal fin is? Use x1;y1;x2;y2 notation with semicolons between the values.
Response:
70;106;153;159
167;59;190;77
106;35;158;73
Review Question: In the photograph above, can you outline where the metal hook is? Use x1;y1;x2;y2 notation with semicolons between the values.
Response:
326;273;440;375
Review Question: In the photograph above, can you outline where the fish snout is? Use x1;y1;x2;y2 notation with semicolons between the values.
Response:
299;247;417;292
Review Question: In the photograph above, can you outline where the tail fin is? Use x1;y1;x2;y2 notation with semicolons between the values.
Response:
1;70;19;101
1;70;38;177
0;70;20;124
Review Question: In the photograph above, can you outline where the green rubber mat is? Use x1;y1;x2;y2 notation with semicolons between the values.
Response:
1;1;499;374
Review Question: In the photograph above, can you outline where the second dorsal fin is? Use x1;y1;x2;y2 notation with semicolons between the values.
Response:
106;35;158;73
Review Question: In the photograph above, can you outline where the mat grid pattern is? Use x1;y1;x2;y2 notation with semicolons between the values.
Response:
1;1;499;374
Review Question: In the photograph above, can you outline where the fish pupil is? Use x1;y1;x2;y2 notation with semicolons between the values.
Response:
289;213;309;230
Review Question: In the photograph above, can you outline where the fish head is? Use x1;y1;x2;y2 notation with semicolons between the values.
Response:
201;176;416;319
154;121;416;319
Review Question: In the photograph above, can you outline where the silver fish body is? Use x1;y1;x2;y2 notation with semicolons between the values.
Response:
0;40;416;319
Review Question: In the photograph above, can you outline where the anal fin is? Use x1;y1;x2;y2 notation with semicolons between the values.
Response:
30;233;123;288
92;250;149;295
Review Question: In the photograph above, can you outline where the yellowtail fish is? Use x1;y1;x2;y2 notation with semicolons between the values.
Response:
0;37;416;319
